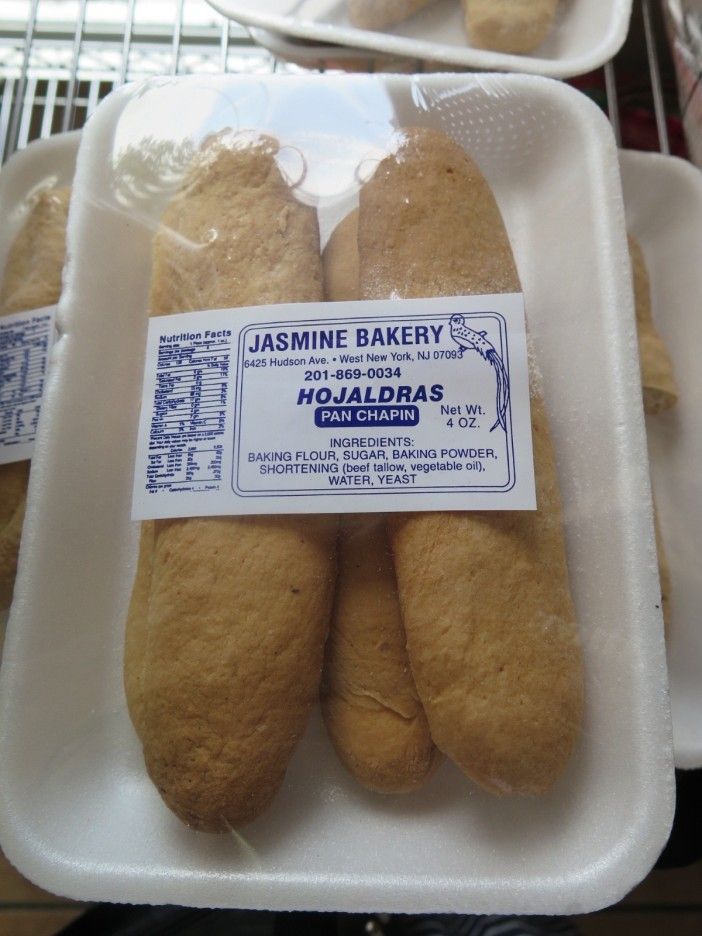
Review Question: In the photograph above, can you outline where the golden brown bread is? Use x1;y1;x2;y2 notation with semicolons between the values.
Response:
0;494;27;608
149;138;323;315
360;132;519;299
0;188;70;315
387;396;583;795
321;213;439;793
0;187;70;608
323;515;442;793
323;209;360;303
463;0;558;55
628;235;678;415
348;0;437;30
125;138;337;831
360;127;583;795
141;514;336;830
123;520;156;736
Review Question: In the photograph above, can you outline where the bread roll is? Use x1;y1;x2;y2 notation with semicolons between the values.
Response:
320;212;440;793
123;520;155;736
348;0;437;30
125;138;337;831
628;235;678;414
322;515;441;792
359;128;583;795
464;0;558;55
0;187;70;608
0;188;70;315
323;209;360;303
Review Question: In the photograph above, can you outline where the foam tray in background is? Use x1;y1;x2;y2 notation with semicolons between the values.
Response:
209;0;633;78
620;148;702;771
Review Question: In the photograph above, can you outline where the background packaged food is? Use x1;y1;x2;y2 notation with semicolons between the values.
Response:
664;0;702;166
620;147;702;770
206;0;633;78
0;132;80;624
0;73;673;912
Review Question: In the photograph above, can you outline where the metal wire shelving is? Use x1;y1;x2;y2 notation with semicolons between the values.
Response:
0;1;684;165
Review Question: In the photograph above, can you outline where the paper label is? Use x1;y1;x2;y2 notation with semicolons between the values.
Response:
131;295;535;519
0;305;56;465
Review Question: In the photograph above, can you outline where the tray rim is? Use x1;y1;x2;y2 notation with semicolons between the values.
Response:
619;146;702;771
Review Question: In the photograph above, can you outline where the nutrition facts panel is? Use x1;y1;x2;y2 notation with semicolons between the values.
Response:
0;305;56;465
145;330;231;494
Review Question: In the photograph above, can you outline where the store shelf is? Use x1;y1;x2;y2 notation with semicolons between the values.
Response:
0;0;681;164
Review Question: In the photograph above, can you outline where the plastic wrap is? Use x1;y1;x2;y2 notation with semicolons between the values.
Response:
0;74;673;913
207;0;633;78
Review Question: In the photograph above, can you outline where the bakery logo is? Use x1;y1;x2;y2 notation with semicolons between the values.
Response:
449;314;510;433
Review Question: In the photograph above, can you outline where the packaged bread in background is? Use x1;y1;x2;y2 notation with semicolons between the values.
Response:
664;0;702;168
0;187;70;610
628;235;678;416
464;0;559;55
346;0;561;55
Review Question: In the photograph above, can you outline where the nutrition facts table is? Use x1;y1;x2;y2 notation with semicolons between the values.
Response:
145;330;231;493
0;305;56;465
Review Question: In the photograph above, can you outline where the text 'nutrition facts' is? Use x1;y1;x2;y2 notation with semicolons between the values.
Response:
146;330;231;493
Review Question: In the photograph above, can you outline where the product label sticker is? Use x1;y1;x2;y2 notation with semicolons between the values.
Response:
0;305;57;465
131;294;536;519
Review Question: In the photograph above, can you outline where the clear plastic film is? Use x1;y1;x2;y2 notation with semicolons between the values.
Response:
206;0;633;78
0;75;674;913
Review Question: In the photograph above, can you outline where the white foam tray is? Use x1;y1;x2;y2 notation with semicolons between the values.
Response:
0;75;673;914
211;0;633;78
249;25;444;69
620;149;702;771
0;132;81;641
249;27;397;66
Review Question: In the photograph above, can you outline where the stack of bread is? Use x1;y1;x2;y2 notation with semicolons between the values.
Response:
123;127;585;831
4;126;676;835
